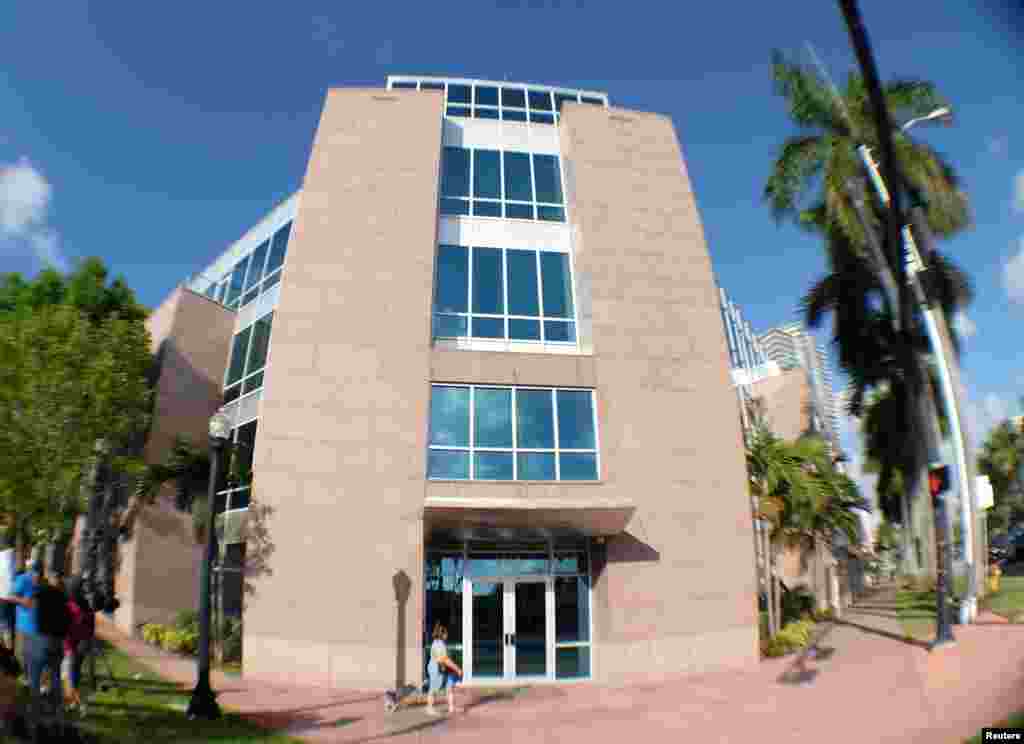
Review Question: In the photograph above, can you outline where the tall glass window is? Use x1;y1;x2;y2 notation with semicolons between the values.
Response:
388;79;607;123
207;220;292;311
223;311;274;403
439;147;565;222
427;385;599;481
217;420;258;513
432;245;576;344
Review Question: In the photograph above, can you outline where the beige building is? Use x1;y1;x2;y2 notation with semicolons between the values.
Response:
125;76;758;690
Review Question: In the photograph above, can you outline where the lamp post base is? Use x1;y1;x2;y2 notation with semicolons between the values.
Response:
186;679;221;720
928;637;956;652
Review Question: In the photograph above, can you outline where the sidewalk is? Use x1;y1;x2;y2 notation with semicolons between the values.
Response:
97;594;1024;743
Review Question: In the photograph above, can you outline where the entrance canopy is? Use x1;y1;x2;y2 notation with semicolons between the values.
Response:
424;493;635;542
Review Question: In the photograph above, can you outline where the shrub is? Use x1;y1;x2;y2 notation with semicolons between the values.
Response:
813;607;835;622
221;617;243;662
763;618;816;658
781;587;816;625
141;623;168;646
174;609;199;634
161;627;198;655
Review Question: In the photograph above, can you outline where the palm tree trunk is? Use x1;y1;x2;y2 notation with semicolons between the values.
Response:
763;526;776;636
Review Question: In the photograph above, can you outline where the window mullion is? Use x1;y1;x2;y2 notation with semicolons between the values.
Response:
511;387;518;480
528;152;538;220
467;246;474;338
468;386;475;479
552;389;560;480
501;248;509;341
536;250;545;341
468;147;475;213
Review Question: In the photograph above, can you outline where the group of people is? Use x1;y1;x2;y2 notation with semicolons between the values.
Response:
1;560;96;725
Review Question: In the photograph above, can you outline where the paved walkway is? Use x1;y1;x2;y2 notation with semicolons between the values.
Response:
96;588;1024;744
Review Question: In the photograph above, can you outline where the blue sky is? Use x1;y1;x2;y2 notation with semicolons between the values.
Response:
1;2;1022;516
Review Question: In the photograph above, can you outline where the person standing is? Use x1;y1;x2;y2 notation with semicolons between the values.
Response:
425;622;462;716
62;576;95;713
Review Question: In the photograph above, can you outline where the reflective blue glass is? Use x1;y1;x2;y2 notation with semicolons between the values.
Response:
471;317;504;338
473;150;501;199
474;108;499;120
528;90;553;111
554;92;578;111
266;222;291;275
474;452;514;481
544;321;576;342
503;152;532;202
429;386;470;447
509;319;541;340
247;312;274;372
537;206;566;222
225;256;249;308
559;453;598;481
428;450;470;479
225;326;252;386
447;84;471;104
474;388;513;447
447;106;470;118
393;81;417;89
533;155;563;204
516;390;554;448
433;314;468;338
505;203;534;220
507;249;539;316
472;201;501;217
557;391;595;449
580;96;603;105
501;109;527;122
501;88;526;108
517;452;555;481
529;112;555;124
263;271;281;290
242;371;263;394
475;86;499;106
541;253;574;318
441;198;470;216
245;241;269;291
434;245;468;313
241;287;259;308
422;82;445;91
441;147;470;197
472;248;503;314
205;284;217;299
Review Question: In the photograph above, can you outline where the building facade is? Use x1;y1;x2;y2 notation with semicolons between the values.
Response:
145;76;758;690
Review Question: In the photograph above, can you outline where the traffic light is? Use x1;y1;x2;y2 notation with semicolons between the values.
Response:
928;463;950;503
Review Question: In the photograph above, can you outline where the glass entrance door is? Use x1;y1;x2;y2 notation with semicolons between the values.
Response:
465;577;552;680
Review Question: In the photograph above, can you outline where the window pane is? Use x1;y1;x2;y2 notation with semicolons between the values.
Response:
447;106;470;118
503;152;532;202
247;312;274;373
263;271;281;290
235;420;258;487
556;646;590;679
537;206;566;222
517;452;555;481
507;250;539;316
231;487;251;510
434;245;468;313
528;90;553;111
428;450;469;479
472;200;502;217
533;155;563;204
474;388;513;448
205;284;218;299
266;222;291;275
441;198;470;216
241;287;259;308
447;84;471;104
393;81;417;89
541;253;574;318
242;371;264;394
580;96;603;105
509;319;541;340
501;88;526;108
223;384;241;404
422;82;445;91
225;327;252;387
505;203;534;220
225;258;248;308
471;317;504;338
433;314;467;338
475;86;499;106
429;386;470;447
554;93;579;112
474;108;499;120
245;241;270;291
559;453;598;481
472;247;503;315
473;150;501;199
544;320;576;342
555;576;590;643
441;147;470;198
501;109;527;122
557;391;595;449
529;112;555;125
474;452;513;480
516;390;554;449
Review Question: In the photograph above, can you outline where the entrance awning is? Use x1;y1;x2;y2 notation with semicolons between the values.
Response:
424;493;636;539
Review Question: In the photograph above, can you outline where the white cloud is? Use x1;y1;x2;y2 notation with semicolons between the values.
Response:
953;311;976;340
1016;170;1024;212
1005;238;1024;303
0;158;67;272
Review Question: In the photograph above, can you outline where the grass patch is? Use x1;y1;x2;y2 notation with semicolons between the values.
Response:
895;589;938;641
980;575;1024;622
966;710;1024;743
48;641;301;744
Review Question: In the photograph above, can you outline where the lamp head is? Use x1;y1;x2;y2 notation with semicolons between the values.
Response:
208;411;232;443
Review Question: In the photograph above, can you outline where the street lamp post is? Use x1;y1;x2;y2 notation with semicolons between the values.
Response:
187;410;231;720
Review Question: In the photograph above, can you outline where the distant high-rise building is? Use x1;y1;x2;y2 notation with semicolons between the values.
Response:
759;323;841;456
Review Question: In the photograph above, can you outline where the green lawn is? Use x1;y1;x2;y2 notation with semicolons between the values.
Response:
20;642;302;744
895;589;938;641
981;575;1024;622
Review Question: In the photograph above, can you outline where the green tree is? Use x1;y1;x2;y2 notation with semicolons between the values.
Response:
977;418;1024;535
765;52;972;576
0;259;152;559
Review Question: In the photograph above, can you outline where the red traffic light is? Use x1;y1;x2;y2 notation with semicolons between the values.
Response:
928;464;950;498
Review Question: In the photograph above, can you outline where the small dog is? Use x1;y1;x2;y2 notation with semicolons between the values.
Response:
384;683;427;713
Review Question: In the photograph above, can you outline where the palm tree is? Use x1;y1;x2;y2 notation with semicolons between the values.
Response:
765;52;973;577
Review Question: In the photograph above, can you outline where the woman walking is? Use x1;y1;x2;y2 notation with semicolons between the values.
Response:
425;622;462;716
62;577;95;714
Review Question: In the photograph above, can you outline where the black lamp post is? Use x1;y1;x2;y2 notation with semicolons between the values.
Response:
187;410;231;720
